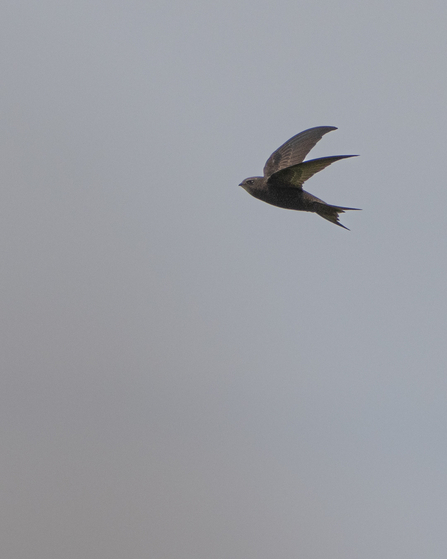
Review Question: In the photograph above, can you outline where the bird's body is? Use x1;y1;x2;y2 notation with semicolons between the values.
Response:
239;126;359;229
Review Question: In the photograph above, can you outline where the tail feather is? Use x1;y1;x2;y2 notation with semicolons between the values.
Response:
314;203;361;230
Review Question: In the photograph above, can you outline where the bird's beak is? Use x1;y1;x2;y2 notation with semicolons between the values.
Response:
238;182;243;186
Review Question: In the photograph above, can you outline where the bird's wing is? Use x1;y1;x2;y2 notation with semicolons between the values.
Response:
267;155;358;189
263;126;337;178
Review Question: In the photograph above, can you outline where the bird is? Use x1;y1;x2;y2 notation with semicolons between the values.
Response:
239;126;360;229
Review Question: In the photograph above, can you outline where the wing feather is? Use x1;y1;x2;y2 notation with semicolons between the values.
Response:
263;126;337;178
267;155;358;189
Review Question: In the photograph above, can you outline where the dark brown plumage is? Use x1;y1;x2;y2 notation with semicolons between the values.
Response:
239;126;360;229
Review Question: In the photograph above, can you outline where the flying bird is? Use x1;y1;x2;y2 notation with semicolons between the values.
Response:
239;126;359;229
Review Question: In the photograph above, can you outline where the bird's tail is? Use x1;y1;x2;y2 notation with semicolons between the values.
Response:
314;202;361;230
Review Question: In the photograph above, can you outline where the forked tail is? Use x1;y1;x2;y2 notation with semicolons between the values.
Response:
314;202;361;230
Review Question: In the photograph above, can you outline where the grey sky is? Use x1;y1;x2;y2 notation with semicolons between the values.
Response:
2;1;447;557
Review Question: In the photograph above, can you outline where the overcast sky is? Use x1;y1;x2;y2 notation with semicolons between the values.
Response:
2;1;447;558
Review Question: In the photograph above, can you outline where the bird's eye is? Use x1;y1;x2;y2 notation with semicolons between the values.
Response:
246;180;254;185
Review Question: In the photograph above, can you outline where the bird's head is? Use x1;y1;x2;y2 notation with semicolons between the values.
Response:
239;176;263;193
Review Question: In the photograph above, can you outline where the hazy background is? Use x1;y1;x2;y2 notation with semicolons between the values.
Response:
2;1;447;557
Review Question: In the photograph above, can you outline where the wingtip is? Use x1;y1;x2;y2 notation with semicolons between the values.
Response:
321;126;337;132
308;125;338;133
